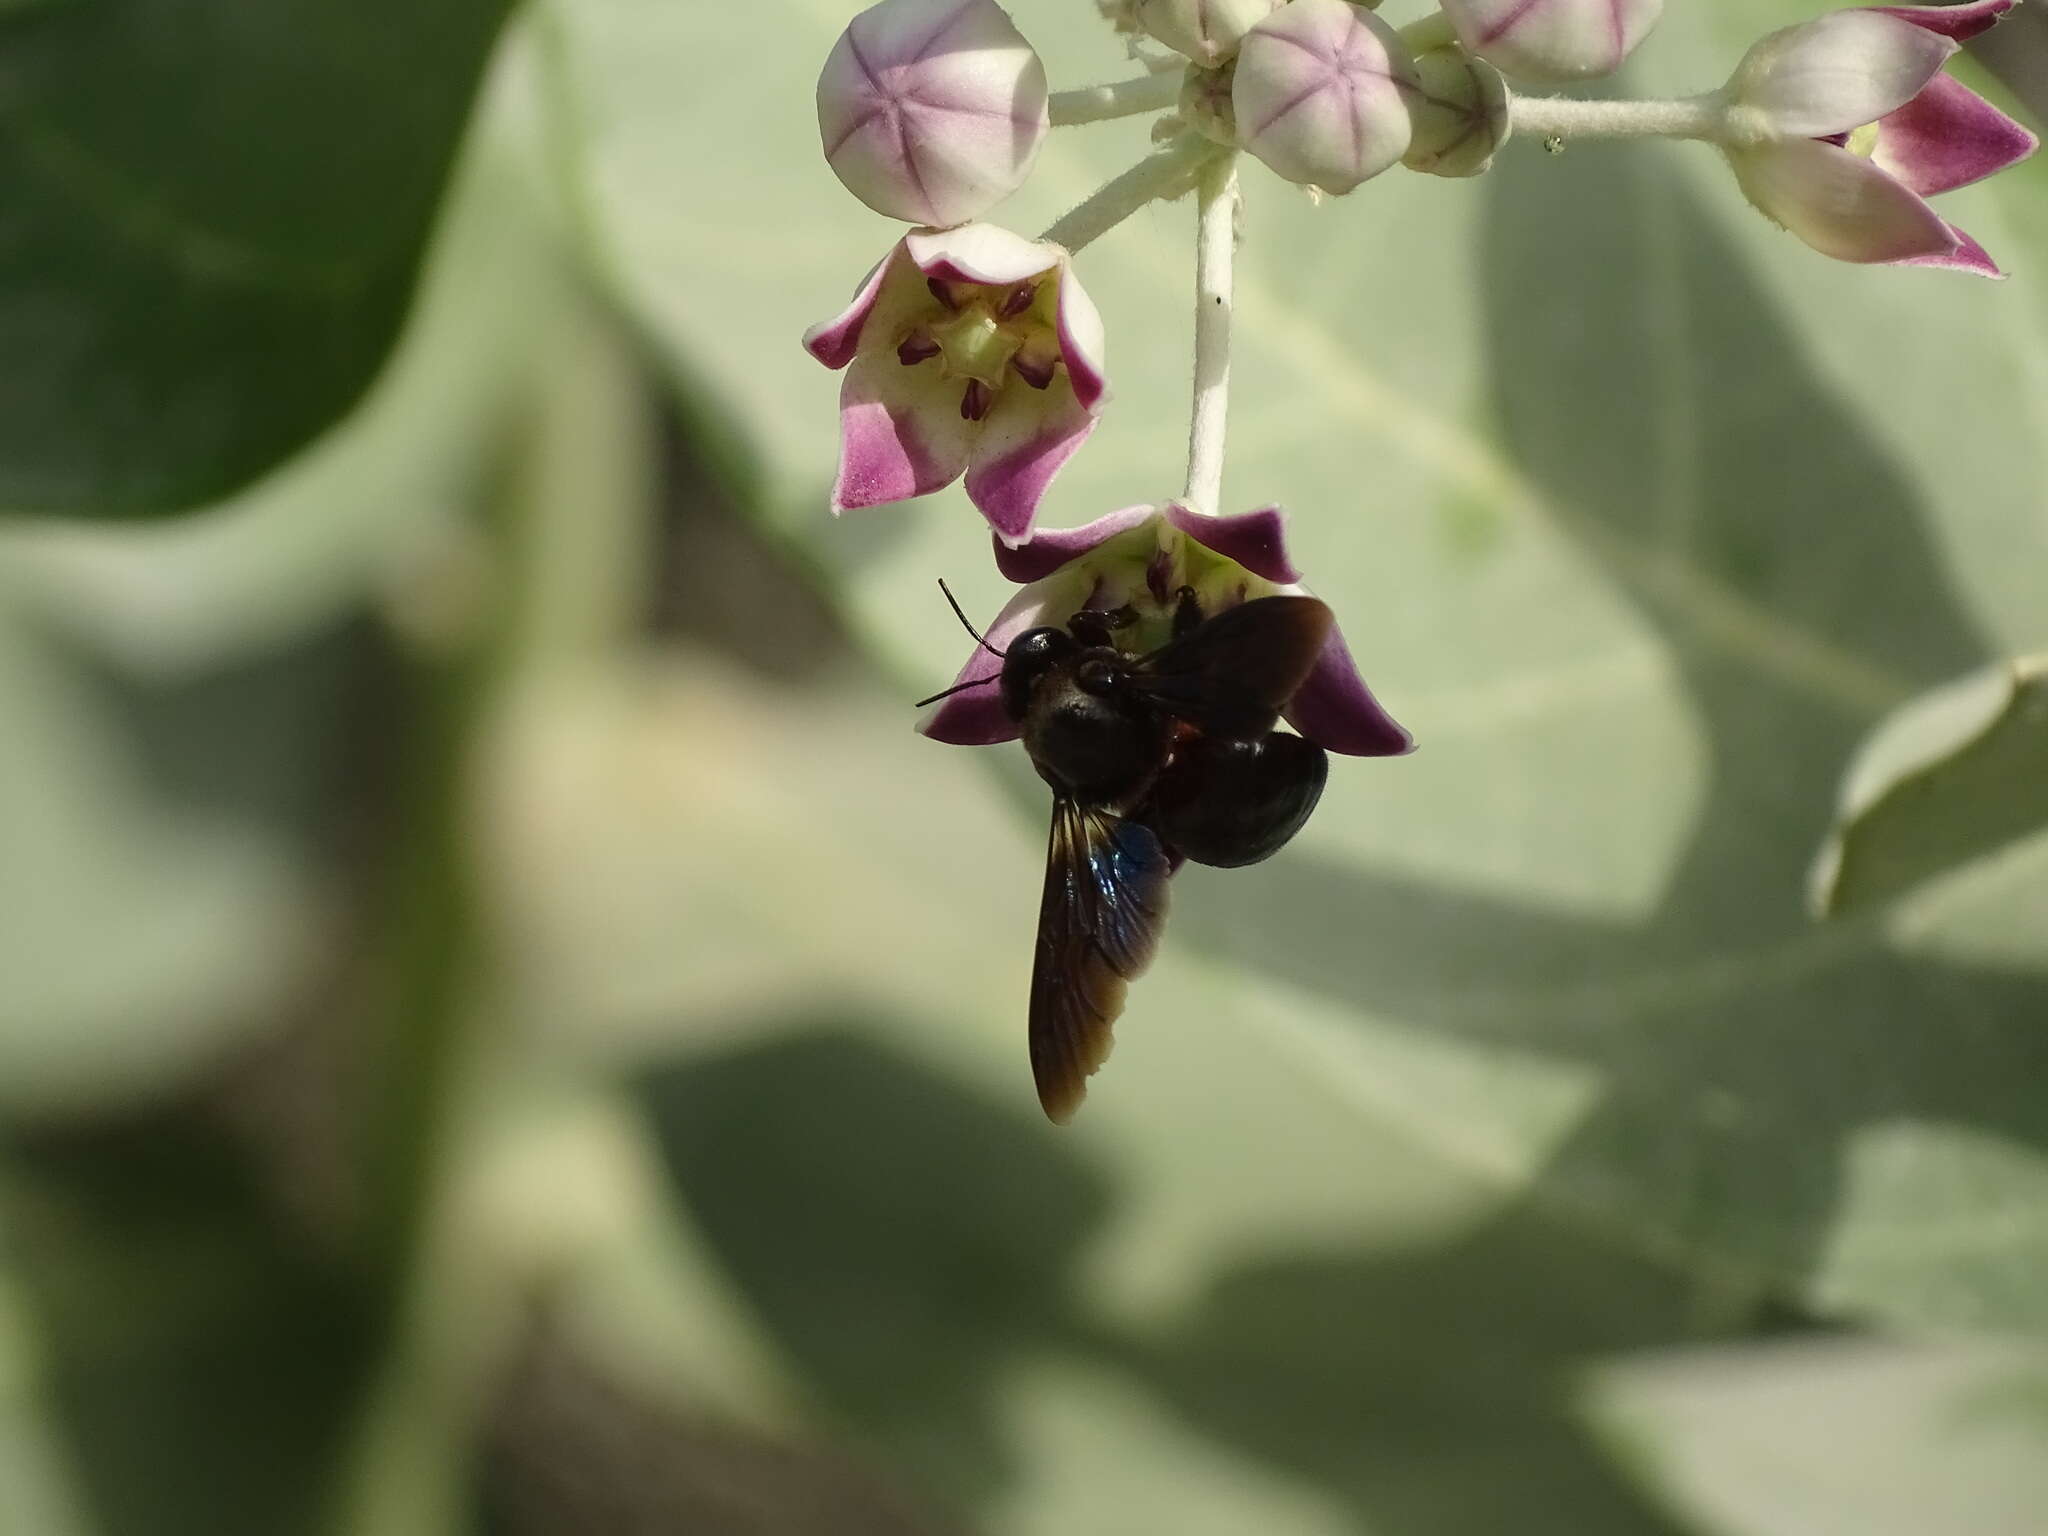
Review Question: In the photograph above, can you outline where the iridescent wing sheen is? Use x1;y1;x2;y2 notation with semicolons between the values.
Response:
1126;595;1333;740
1029;799;1173;1123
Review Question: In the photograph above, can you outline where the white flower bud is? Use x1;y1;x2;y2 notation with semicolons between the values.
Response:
1233;0;1419;195
1402;47;1510;178
1135;0;1282;67
817;0;1049;227
1443;0;1662;85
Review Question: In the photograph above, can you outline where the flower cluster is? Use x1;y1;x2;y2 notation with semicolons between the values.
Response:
803;0;2035;757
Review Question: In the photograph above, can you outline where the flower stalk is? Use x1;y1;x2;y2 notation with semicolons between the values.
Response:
1040;133;1225;254
1184;152;1239;517
1048;70;1185;127
1509;92;1726;142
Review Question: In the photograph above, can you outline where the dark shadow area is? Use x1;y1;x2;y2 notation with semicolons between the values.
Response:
634;1026;1826;1536
634;1028;1113;1516
1164;148;2048;1306
1;1101;376;1536
476;1319;966;1536
1130;1208;1775;1536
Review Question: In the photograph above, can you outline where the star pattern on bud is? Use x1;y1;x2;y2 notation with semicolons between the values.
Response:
817;0;1050;227
1232;0;1422;195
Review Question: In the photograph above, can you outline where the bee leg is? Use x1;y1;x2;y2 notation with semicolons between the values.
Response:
1068;604;1140;647
1171;586;1203;638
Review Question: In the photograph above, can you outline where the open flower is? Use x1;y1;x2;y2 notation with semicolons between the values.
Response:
804;224;1108;543
921;502;1413;755
1444;0;1664;84
1719;1;2036;275
816;0;1050;228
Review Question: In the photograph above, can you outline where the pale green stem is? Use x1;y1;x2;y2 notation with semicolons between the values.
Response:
1183;153;1238;517
1049;70;1184;127
1040;134;1224;254
1510;92;1728;142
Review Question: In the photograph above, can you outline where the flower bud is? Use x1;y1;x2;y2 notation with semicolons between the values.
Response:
1443;0;1663;84
817;0;1050;228
1402;46;1509;177
1135;0;1282;67
1232;0;1419;195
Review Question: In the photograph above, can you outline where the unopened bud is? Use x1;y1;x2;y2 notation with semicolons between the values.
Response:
1402;47;1509;177
1136;0;1282;67
1443;0;1662;84
1233;0;1419;195
817;0;1049;227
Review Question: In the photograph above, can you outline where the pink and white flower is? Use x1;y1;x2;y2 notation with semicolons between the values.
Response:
1719;1;2036;275
804;224;1108;544
1444;0;1664;84
817;0;1049;228
921;502;1413;756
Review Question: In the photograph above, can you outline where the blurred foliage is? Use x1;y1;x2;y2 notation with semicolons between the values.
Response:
0;0;516;516
0;2;2044;1536
1812;656;2048;915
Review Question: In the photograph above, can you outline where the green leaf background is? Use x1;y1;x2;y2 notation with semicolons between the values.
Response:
3;1;2048;1532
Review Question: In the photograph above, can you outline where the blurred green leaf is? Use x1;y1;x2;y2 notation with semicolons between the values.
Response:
0;601;372;1117
541;0;2048;1333
1584;1338;2048;1536
0;117;571;671
1;1104;376;1536
1811;658;2048;916
0;0;515;517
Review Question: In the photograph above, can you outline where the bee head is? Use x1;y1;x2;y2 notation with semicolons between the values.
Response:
1000;626;1077;721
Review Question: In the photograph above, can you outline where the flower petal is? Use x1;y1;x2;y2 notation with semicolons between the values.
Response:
992;504;1159;583
1901;221;2005;277
1730;12;1955;138
1166;502;1301;584
803;250;900;369
1726;138;1958;265
830;350;976;512
906;221;1060;286
1873;72;2037;196
1870;0;2016;42
1280;608;1415;757
1052;260;1109;412
963;380;1097;544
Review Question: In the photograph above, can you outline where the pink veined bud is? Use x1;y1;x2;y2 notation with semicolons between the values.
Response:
1402;46;1510;178
1135;0;1283;67
817;0;1050;228
1443;0;1663;84
1232;0;1420;195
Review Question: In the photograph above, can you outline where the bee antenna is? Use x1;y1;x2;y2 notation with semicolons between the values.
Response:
938;578;1005;660
913;673;1001;710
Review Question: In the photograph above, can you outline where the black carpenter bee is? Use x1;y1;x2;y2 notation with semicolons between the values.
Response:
919;582;1333;1122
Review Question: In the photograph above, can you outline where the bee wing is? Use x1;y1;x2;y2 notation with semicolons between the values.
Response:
1127;595;1333;740
1030;799;1173;1124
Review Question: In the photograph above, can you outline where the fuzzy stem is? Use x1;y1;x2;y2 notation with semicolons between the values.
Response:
1040;134;1224;254
1183;153;1238;517
1510;92;1727;142
1049;70;1184;127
